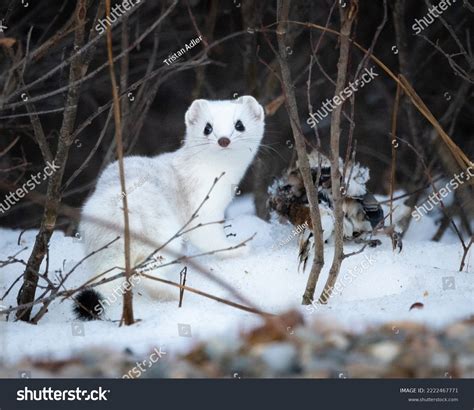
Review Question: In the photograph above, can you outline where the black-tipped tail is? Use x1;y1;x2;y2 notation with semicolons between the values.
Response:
73;288;104;321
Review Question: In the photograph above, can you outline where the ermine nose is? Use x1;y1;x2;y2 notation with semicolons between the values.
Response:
218;137;230;148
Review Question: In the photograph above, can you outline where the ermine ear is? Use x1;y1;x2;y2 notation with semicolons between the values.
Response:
240;95;265;122
185;99;208;127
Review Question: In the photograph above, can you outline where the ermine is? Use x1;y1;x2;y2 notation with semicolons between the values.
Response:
74;96;265;319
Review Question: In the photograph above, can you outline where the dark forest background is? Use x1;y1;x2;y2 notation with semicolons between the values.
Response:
0;0;472;237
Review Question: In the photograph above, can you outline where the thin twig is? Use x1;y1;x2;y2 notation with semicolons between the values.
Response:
105;0;134;326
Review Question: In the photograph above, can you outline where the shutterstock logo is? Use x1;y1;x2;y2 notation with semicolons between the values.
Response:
307;66;379;128
17;387;110;401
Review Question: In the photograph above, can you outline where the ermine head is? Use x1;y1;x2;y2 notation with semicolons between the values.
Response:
183;96;265;156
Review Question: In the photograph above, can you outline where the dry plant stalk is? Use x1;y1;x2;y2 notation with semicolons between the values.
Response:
275;0;325;306
401;138;473;273
392;0;425;184
398;76;472;172
317;1;357;304
15;0;88;322
459;237;473;272
389;75;402;249
105;0;134;326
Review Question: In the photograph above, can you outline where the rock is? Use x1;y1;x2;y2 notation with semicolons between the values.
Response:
368;341;401;364
253;342;298;376
325;332;350;350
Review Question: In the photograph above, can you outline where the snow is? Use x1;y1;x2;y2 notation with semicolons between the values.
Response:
0;194;472;364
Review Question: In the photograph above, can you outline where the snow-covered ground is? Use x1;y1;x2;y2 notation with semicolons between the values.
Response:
0;195;472;364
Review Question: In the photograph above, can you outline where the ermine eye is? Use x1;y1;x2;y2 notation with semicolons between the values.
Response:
203;123;213;135
235;120;245;132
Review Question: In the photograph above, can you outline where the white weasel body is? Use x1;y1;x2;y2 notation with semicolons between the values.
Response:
79;96;265;304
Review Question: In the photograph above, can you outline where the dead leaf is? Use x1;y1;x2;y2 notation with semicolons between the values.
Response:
244;309;304;345
0;38;16;47
409;302;424;311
